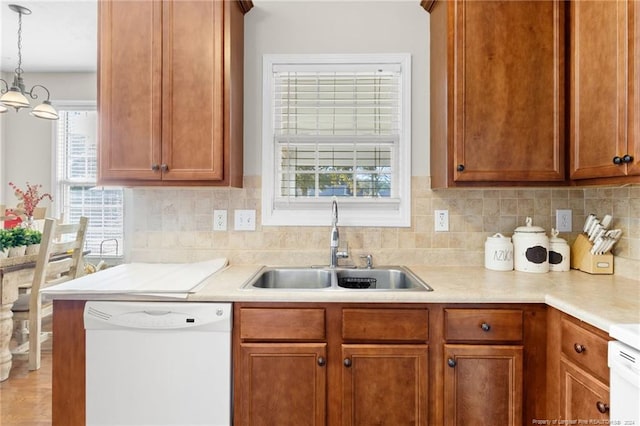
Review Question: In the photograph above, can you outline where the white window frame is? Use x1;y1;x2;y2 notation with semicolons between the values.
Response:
51;101;124;259
262;53;412;227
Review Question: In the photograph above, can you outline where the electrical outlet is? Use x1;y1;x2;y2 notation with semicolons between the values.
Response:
556;209;572;232
213;210;227;231
434;210;449;232
234;209;256;231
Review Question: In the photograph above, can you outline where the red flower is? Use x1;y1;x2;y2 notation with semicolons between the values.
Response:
8;182;53;218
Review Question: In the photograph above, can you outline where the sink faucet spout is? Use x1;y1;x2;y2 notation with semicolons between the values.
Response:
330;199;347;267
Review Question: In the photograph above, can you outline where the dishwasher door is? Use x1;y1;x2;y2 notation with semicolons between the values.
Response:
84;301;232;426
609;340;640;424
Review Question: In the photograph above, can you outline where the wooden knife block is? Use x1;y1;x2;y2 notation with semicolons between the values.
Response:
570;234;614;275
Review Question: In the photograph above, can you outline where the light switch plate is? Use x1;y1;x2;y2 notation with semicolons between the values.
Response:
234;209;256;231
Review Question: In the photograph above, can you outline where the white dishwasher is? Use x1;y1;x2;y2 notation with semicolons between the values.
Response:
84;301;232;426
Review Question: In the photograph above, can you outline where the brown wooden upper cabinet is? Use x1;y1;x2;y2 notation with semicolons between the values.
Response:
569;0;639;182
98;0;252;186
424;0;565;187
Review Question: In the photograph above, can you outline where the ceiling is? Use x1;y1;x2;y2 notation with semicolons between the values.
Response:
0;0;97;73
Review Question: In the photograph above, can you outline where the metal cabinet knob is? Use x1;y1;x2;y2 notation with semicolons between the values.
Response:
613;156;623;165
160;164;169;172
481;322;491;332
457;164;465;172
343;358;352;367
317;357;326;367
447;358;456;368
151;163;160;171
574;343;586;354
622;154;634;164
596;401;609;414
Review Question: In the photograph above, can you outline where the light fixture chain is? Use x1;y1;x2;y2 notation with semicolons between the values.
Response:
15;8;23;75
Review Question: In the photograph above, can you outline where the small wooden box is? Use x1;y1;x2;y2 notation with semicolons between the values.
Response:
570;234;614;275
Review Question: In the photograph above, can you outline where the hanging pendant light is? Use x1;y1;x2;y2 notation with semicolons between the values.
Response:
0;4;58;120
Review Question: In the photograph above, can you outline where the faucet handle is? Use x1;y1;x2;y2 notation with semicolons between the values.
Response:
360;254;374;269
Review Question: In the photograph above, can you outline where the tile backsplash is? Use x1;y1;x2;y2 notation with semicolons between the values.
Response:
129;177;639;280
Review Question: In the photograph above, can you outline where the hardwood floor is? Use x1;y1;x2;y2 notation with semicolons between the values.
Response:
1;319;53;425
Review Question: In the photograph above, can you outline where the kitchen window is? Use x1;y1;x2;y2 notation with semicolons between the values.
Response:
262;54;411;227
54;103;123;258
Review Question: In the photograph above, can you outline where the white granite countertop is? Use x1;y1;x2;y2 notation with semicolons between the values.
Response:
47;264;640;335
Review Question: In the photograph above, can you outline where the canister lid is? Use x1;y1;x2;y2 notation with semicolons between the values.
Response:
549;228;568;244
486;232;511;242
514;217;546;234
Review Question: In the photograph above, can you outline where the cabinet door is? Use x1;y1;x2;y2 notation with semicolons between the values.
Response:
570;0;632;179
341;344;428;426
238;343;326;426
559;357;610;421
98;0;163;182
452;0;564;182
443;344;523;426
161;0;225;181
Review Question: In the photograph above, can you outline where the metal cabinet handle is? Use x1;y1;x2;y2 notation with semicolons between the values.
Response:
151;164;160;171
480;322;491;332
160;164;169;172
457;164;465;172
574;343;586;354
613;156;623;165
317;357;326;367
447;358;456;368
596;401;609;414
622;154;634;164
343;358;352;367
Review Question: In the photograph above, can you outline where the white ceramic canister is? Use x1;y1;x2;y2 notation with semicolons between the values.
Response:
484;233;514;271
548;228;570;272
512;217;549;273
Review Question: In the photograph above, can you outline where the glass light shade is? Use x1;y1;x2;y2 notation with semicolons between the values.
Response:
0;88;30;109
30;101;59;120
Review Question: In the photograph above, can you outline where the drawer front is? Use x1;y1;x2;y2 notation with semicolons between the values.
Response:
444;309;524;342
240;308;325;341
561;318;609;382
342;308;429;342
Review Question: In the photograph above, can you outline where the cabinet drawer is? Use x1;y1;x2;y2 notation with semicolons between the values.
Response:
240;308;325;341
561;318;609;382
342;308;429;342
444;309;523;342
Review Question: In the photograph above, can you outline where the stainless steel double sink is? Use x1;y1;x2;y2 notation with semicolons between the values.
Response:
241;266;433;291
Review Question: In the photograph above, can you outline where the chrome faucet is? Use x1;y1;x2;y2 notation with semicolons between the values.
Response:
330;199;348;268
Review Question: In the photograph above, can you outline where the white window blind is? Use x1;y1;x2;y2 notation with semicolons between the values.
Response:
262;54;411;227
273;66;399;200
55;108;124;257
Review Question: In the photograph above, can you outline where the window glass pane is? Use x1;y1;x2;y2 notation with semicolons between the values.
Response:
56;109;124;257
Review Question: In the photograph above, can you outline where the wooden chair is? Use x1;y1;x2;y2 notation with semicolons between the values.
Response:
11;217;88;371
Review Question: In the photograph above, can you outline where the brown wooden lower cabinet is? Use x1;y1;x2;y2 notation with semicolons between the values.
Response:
237;343;327;426
547;308;611;423
342;344;429;426
443;344;523;426
559;357;610;422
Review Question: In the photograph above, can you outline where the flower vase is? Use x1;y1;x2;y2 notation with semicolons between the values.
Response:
21;216;36;230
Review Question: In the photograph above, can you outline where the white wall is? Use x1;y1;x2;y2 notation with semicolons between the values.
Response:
0;72;96;209
243;0;430;176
